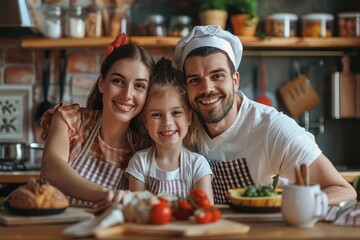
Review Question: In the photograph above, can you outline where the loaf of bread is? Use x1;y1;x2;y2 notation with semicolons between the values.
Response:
9;178;69;209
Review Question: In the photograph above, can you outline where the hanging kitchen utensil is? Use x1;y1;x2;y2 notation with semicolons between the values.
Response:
34;50;54;124
59;49;67;103
279;62;321;118
256;63;272;106
331;55;359;119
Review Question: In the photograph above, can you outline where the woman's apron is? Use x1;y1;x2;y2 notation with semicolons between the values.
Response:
69;117;131;206
146;149;189;199
209;158;255;204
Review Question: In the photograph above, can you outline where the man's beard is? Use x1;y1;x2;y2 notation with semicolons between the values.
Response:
193;91;234;124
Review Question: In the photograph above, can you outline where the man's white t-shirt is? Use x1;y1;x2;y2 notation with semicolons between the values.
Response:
197;91;322;186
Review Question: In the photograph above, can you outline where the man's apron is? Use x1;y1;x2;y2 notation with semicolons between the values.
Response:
209;158;254;204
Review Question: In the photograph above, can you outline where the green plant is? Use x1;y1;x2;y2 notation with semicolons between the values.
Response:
227;0;258;17
194;0;227;11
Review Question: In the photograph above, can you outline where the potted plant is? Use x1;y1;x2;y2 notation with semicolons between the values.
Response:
194;0;228;29
227;0;259;36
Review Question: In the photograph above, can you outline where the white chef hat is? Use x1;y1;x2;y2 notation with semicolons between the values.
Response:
174;25;243;70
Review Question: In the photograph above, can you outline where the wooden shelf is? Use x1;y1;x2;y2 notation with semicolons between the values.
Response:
20;36;360;49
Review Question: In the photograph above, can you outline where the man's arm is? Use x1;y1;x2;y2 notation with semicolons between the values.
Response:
309;154;356;205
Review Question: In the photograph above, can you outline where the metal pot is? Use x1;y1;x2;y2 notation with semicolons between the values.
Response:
0;142;44;163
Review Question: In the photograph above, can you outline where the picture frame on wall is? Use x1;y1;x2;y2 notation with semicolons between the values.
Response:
0;85;33;143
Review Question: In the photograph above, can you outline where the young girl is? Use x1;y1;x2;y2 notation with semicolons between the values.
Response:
40;33;154;206
125;58;214;204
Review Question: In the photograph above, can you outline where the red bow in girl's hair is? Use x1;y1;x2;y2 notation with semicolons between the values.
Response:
103;33;127;62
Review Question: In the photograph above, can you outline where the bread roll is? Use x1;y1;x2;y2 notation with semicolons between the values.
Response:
10;178;69;209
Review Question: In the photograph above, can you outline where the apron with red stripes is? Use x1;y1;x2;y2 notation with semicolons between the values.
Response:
69;117;132;206
146;149;189;199
209;158;254;204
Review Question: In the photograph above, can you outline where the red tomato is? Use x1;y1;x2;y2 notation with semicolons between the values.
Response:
189;189;211;209
173;199;194;220
148;201;172;225
194;208;213;224
190;189;208;198
210;208;221;222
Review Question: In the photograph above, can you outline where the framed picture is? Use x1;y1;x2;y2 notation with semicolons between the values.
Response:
0;85;33;142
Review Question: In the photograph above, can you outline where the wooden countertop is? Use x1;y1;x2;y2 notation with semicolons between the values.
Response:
0;215;359;239
0;171;40;183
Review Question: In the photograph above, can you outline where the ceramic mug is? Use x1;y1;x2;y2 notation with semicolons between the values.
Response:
281;184;328;228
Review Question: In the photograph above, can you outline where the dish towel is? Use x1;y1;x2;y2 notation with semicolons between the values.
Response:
323;204;360;226
64;204;124;237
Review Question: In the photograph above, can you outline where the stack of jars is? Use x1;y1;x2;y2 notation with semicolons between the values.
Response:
43;5;103;39
265;12;359;38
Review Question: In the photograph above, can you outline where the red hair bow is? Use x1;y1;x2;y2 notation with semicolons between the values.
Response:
103;33;127;62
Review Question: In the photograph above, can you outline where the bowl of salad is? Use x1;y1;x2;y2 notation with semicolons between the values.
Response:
227;186;282;213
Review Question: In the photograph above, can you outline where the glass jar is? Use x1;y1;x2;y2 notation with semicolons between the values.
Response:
265;13;298;38
85;5;102;37
168;15;192;37
65;6;85;38
302;13;334;38
43;6;62;39
145;14;167;36
337;12;360;37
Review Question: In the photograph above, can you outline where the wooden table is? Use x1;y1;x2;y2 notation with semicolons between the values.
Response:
1;221;359;240
1;207;359;240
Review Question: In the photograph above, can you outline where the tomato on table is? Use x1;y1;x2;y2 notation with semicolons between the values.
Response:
194;208;213;224
148;198;172;225
189;189;212;209
173;199;194;220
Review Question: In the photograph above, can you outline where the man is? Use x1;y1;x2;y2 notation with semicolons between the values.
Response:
174;25;356;204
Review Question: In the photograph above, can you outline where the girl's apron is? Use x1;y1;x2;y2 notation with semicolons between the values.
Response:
69;117;133;206
146;149;189;199
209;158;254;204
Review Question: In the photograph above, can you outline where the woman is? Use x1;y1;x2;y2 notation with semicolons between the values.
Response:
40;33;154;206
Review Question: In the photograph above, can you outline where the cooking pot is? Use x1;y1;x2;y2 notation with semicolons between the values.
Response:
0;142;44;163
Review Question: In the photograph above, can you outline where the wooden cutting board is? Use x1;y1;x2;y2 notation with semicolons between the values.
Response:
0;207;94;226
95;219;250;238
331;56;360;119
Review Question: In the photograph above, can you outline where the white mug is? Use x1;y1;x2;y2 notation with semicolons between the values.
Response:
281;184;328;228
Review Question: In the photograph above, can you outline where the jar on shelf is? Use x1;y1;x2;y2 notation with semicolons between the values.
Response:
265;13;298;38
168;15;192;37
144;14;167;36
301;13;334;38
85;5;102;37
65;6;85;38
43;6;62;39
337;12;360;37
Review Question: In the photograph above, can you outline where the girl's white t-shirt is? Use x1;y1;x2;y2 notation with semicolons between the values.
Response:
126;146;213;187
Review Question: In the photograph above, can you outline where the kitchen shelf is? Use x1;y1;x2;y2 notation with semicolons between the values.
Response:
20;36;360;49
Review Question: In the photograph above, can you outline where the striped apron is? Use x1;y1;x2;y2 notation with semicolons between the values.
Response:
69;117;132;206
146;149;189;199
209;158;254;204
